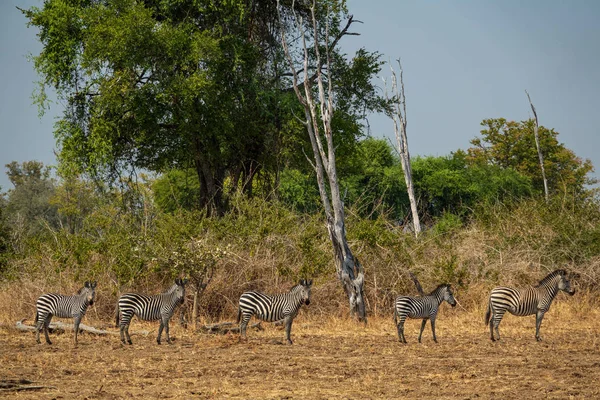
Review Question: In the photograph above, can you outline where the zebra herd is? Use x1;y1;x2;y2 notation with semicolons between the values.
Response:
33;269;576;346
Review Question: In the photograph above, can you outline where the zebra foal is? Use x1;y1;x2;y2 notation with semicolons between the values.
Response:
116;278;188;345
485;269;575;341
238;279;312;344
394;283;456;343
35;281;97;346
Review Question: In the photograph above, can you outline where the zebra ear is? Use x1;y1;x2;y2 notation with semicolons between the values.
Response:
182;278;188;285
175;278;181;285
84;281;90;288
299;279;305;286
308;279;313;286
92;281;97;289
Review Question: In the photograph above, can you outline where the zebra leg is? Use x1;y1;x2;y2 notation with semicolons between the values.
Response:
284;316;294;345
396;317;407;343
125;324;133;345
535;310;545;341
157;320;165;345
119;323;126;345
418;319;428;343
430;317;438;343
239;313;251;340
43;315;53;345
164;317;173;345
491;310;505;341
35;313;44;344
73;316;82;346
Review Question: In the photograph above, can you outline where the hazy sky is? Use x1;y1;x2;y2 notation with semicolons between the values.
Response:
1;0;599;191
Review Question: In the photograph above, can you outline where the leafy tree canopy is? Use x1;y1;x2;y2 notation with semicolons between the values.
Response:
22;0;387;216
468;118;595;196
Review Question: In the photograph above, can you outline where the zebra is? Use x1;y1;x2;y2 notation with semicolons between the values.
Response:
393;283;457;343
116;278;188;345
485;269;575;341
35;281;97;346
237;279;312;345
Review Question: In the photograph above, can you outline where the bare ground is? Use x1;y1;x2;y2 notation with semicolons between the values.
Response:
1;303;599;399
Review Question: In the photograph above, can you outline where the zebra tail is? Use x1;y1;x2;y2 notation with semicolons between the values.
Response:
236;306;241;324
115;304;120;328
484;301;491;326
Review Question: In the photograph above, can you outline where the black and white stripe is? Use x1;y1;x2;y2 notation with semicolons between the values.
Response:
35;281;97;346
485;269;575;341
116;278;188;345
237;279;312;344
394;283;457;343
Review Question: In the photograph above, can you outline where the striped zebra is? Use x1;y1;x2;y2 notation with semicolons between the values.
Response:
485;269;575;341
237;279;312;344
394;283;457;343
35;281;97;346
116;278;188;345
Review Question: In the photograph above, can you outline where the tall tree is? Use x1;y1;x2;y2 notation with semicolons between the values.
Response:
278;0;370;321
23;0;387;216
22;0;292;216
383;60;420;237
3;161;58;251
468;118;595;196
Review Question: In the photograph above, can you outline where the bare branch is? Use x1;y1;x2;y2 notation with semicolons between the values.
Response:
408;271;425;296
525;90;549;202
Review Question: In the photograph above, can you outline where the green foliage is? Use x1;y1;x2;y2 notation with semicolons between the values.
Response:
278;169;321;214
152;169;201;213
3;161;59;251
24;0;387;216
432;212;463;236
340;138;408;220
469;118;595;196
412;151;533;218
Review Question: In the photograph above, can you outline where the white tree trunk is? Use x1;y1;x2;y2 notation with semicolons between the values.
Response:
385;60;421;237
526;90;549;202
278;0;366;322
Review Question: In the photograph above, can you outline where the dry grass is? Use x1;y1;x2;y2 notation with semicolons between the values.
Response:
1;298;599;399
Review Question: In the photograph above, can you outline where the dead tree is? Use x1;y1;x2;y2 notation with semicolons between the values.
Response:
526;90;549;202
408;271;424;296
383;60;421;237
278;0;366;322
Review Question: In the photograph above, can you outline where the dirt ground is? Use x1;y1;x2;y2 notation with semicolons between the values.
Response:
1;303;599;399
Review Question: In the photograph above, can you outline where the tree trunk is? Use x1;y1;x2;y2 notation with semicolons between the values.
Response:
386;60;421;237
526;90;549;202
193;140;225;217
278;1;366;322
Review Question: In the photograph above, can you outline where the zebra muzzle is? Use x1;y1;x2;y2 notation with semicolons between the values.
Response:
305;299;310;305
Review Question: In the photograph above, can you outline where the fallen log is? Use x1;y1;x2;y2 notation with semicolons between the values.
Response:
199;321;263;334
0;379;56;392
15;319;150;337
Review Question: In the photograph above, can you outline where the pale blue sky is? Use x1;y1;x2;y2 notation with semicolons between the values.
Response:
1;0;599;190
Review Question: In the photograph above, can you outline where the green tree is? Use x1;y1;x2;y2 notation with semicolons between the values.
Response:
4;161;58;251
152;169;200;213
468;118;595;196
412;151;533;218
23;0;386;217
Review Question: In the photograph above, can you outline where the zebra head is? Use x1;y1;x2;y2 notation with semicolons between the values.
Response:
557;271;576;296
442;284;457;307
81;281;97;306
298;279;313;305
173;278;188;304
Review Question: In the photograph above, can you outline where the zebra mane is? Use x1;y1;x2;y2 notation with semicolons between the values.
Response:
535;269;567;287
428;284;450;296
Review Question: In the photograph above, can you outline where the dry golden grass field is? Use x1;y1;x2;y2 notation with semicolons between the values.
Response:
1;297;599;399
